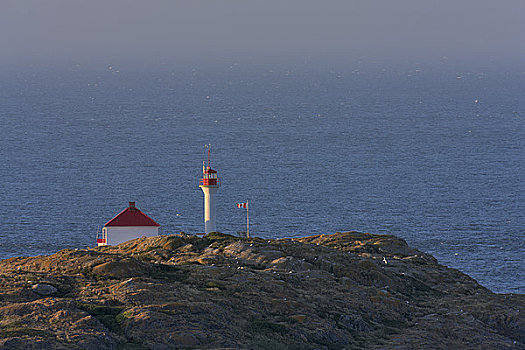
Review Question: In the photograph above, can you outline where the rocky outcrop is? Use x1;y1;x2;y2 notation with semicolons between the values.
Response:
0;231;523;349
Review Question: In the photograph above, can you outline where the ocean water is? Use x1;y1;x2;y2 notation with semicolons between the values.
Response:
1;62;523;294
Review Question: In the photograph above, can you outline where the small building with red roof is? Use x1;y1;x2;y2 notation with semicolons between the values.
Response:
97;202;160;246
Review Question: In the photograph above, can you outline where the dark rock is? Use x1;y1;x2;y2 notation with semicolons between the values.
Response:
0;231;522;349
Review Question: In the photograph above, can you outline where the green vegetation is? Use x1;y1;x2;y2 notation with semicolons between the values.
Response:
204;232;241;248
205;232;238;240
205;280;222;289
76;303;149;349
0;322;53;338
247;319;287;335
115;310;134;325
76;302;125;334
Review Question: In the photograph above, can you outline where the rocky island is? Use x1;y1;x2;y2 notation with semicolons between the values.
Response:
0;231;523;349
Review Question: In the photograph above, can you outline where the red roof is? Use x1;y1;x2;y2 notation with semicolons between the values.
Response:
104;202;160;227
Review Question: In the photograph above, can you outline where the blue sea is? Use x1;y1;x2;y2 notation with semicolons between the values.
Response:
1;60;523;294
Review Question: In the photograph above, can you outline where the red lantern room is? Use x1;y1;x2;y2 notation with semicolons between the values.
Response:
200;147;219;187
201;167;218;186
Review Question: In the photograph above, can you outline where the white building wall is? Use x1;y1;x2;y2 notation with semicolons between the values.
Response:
105;226;159;245
201;186;218;233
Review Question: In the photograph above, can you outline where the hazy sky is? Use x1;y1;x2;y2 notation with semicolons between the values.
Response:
1;0;524;66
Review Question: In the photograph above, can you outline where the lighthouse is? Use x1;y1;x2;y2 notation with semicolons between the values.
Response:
199;146;219;233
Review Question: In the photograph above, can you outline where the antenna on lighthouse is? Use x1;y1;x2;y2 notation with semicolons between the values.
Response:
206;143;211;168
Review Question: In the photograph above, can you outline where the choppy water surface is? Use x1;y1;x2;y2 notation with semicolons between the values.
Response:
0;62;523;293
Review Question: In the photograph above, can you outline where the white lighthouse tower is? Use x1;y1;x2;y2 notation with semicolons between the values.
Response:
199;146;219;233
